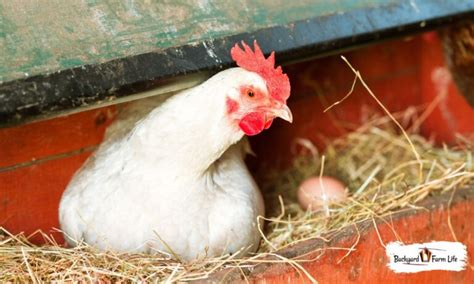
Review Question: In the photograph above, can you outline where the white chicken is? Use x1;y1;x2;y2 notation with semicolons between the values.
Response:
59;41;292;261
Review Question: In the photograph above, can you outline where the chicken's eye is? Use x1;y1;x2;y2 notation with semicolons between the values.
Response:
247;90;255;98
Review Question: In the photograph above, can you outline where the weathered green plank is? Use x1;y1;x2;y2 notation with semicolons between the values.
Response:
2;0;473;126
0;0;391;82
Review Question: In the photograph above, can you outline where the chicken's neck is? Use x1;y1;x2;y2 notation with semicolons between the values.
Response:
129;83;243;177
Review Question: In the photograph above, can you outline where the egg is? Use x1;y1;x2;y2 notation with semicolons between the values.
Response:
297;176;348;212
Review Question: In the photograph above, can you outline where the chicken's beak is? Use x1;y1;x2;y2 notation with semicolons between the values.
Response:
272;104;293;123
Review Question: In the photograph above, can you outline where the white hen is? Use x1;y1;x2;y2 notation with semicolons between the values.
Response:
59;41;292;261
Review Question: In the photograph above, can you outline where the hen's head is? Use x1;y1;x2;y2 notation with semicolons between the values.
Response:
224;40;292;136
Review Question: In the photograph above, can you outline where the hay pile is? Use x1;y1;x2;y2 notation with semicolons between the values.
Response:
260;111;474;251
1;108;473;282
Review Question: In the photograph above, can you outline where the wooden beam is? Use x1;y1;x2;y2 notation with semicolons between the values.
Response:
1;1;474;126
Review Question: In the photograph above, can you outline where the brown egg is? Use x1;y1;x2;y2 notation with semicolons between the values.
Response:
297;176;348;212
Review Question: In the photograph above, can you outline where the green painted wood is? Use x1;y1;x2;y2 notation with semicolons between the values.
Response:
0;0;392;83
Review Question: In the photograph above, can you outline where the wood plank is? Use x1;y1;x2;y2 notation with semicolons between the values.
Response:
0;107;115;169
0;150;93;244
0;0;391;82
1;1;473;126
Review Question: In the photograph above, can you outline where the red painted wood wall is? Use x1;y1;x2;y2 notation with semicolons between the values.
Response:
1;32;473;245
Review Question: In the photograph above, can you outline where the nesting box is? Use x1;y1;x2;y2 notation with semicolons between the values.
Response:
1;1;474;282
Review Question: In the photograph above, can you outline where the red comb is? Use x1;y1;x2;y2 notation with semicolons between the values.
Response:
231;40;290;103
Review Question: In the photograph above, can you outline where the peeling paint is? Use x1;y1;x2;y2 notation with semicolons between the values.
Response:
92;8;117;36
203;41;221;63
410;0;420;13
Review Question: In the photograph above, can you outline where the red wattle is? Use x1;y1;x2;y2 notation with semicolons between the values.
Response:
264;119;273;129
239;112;266;136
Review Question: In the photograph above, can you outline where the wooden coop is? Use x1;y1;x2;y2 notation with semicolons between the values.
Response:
1;1;474;282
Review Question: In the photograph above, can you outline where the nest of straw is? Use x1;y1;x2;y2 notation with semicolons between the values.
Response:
260;111;474;252
1;108;473;282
